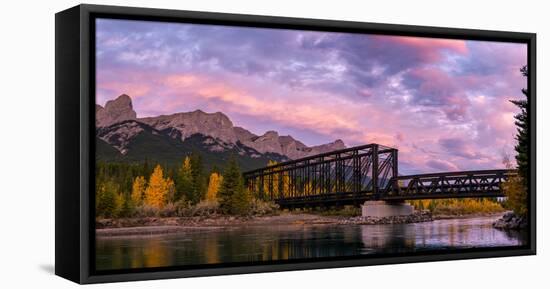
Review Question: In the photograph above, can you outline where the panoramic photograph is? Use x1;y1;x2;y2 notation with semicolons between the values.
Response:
94;18;529;271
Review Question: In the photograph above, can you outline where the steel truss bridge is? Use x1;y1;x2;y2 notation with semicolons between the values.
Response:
243;144;516;208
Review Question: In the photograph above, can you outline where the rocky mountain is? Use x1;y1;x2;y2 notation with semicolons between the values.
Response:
96;94;346;169
96;94;137;127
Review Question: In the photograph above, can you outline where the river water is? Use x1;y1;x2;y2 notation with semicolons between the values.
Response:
95;216;527;271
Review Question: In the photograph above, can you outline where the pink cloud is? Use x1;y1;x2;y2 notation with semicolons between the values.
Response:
426;159;460;171
377;35;468;62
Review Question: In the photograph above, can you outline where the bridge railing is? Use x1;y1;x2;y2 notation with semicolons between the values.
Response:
382;169;517;200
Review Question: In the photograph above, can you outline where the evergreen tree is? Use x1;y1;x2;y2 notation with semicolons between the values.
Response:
505;65;529;216
96;180;118;218
190;153;206;204
165;178;176;204
118;192;133;217
219;157;250;215
175;157;193;202
510;65;529;186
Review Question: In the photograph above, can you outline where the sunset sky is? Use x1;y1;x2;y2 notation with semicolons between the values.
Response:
96;18;527;174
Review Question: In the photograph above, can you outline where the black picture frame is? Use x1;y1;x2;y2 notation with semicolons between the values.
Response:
55;4;536;284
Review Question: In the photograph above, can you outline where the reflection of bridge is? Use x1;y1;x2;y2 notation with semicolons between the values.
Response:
243;144;516;208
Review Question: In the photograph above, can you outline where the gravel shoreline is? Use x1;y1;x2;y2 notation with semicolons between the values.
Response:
96;211;507;237
97;211;436;237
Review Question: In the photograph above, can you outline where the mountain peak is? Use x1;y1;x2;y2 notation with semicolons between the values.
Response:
96;94;137;127
264;130;279;138
139;109;236;143
116;93;131;101
333;139;345;146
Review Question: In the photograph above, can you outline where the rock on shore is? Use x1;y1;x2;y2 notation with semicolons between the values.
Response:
338;210;433;225
493;211;528;230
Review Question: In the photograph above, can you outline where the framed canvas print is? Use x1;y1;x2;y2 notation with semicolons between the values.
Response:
55;4;536;284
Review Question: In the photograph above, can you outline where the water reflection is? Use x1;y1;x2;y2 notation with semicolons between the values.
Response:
96;216;527;271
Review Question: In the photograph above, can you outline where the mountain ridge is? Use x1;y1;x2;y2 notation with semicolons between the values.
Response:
96;94;346;167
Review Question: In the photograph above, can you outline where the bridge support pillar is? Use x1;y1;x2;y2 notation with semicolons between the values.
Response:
362;201;414;218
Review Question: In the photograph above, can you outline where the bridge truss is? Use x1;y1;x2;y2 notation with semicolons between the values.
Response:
243;144;516;208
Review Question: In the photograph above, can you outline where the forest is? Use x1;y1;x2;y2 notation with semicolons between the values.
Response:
95;154;278;219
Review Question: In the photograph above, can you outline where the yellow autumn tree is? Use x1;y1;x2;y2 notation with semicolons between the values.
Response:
131;176;147;206
145;165;170;209
282;171;290;197
264;160;279;198
206;172;223;202
303;181;313;196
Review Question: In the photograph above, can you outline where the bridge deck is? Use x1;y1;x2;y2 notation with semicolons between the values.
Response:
273;169;515;207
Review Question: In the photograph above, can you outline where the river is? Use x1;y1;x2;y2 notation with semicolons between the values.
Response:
95;215;527;271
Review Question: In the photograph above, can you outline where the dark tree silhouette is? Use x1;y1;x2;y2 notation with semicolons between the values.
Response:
510;65;529;187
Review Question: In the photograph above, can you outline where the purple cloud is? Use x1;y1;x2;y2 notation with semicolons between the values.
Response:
95;18;527;174
438;137;488;160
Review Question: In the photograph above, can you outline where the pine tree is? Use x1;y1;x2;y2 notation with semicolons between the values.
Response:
206;172;223;202
175;157;193;203
145;165;169;209
165;177;176;204
131;176;147;206
505;65;529;216
97;180;118;218
510;65;529;186
190;153;206;203
219;157;250;215
114;192;125;217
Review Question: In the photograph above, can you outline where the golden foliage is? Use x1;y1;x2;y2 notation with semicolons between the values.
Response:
303;181;313;195
409;198;505;215
206;172;223;202
264;160;279;198
502;175;528;216
144;165;172;209
183;156;192;171
131;176;147;206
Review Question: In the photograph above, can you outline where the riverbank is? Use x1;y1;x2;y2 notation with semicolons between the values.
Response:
96;214;337;237
97;211;434;237
97;213;345;230
96;211;510;237
433;212;506;220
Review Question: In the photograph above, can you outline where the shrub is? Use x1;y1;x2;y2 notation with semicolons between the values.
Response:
318;205;361;217
133;204;159;218
502;175;528;216
159;202;178;217
191;200;220;217
249;199;279;216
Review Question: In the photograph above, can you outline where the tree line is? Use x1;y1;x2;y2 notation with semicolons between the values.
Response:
95;154;254;218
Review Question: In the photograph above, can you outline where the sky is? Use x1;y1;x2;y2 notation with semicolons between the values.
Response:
96;18;527;174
